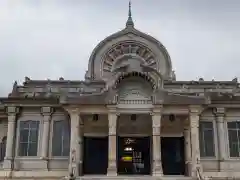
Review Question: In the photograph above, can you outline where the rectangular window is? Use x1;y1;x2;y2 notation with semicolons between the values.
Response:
227;121;240;157
19;121;39;156
199;121;215;157
52;120;70;156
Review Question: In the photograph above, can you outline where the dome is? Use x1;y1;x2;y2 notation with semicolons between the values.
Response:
85;2;173;83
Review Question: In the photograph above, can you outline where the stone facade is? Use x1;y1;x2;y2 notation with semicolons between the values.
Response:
0;4;239;180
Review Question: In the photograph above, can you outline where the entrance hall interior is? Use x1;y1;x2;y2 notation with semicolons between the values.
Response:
117;114;152;175
82;113;187;176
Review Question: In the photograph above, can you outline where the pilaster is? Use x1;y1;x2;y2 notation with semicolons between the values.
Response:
184;125;191;176
68;108;82;177
78;117;84;176
151;105;163;176
213;107;227;171
40;107;53;170
3;106;19;170
107;107;118;176
189;105;202;177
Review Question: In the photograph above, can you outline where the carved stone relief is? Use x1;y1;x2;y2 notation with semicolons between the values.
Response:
118;78;152;102
102;41;157;73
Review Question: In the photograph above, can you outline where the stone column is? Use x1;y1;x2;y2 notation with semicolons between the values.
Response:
3;106;19;170
184;126;191;176
107;111;118;176
151;106;163;176
214;107;227;171
40;107;53;162
79;119;84;176
189;106;202;177
68;108;81;177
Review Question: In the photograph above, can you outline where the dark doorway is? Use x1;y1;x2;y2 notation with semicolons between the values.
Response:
83;136;108;175
161;137;185;175
117;137;151;175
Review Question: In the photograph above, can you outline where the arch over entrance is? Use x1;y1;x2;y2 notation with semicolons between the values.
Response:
114;71;156;90
113;72;154;104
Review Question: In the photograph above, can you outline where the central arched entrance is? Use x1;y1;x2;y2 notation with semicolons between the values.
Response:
117;114;152;175
115;72;153;175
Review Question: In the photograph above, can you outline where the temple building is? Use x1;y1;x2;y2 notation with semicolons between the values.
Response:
0;3;240;180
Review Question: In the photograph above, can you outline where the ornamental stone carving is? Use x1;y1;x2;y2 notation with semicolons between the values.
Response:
6;106;19;116
102;42;157;73
41;107;53;116
213;107;225;116
86;26;173;81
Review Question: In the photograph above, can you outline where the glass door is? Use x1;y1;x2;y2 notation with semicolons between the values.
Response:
117;137;151;175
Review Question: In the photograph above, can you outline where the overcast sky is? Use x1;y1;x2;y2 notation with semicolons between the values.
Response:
0;0;239;95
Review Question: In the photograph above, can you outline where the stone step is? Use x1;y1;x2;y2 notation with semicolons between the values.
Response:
76;176;196;180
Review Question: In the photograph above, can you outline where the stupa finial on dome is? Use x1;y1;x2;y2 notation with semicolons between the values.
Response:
126;1;134;28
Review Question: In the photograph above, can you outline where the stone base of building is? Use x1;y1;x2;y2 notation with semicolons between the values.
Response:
0;170;239;180
0;170;239;178
3;159;12;170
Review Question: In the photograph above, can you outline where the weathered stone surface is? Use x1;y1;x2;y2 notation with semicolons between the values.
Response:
0;4;238;180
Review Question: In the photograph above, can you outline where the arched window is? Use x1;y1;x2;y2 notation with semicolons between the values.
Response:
52;119;70;156
0;136;6;161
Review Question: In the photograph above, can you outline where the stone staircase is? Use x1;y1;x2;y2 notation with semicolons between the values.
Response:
76;176;196;180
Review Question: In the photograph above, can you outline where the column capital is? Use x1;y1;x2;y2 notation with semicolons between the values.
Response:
151;111;162;133
41;107;53;116
6;106;19;116
184;126;190;131
213;107;225;117
108;112;120;117
107;107;120;116
189;105;203;115
189;106;200;128
108;112;118;136
151;105;163;115
107;105;118;113
68;108;83;125
65;107;80;115
150;111;162;116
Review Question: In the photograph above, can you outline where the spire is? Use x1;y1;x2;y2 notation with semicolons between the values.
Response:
126;1;134;28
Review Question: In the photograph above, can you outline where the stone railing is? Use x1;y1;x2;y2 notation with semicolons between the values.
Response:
118;99;152;104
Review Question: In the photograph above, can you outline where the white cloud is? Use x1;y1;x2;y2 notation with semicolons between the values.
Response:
0;0;239;95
